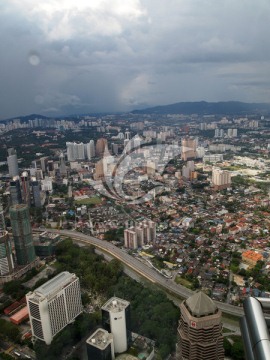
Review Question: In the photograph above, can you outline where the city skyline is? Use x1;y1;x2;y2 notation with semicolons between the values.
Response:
1;1;270;119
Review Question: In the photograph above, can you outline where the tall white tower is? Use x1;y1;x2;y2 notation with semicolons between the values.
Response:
101;297;131;354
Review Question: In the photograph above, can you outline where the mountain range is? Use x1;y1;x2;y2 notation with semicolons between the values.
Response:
132;101;270;115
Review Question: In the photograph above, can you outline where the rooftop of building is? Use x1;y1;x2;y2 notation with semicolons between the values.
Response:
242;250;263;261
185;291;218;317
86;328;112;350
102;297;130;313
28;271;76;300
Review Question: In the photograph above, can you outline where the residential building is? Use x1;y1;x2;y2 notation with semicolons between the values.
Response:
102;297;131;354
212;168;231;190
181;138;197;161
242;250;263;268
9;204;36;265
178;291;224;360
124;220;156;249
26;271;82;345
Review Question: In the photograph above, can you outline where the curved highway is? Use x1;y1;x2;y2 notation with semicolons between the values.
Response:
43;229;247;318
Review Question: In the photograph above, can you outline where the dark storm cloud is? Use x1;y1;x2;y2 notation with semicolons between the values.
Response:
1;0;270;119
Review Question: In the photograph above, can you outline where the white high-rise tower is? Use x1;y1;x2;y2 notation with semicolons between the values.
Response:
26;271;83;345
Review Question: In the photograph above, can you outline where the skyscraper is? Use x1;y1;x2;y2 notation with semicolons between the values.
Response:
31;180;41;207
178;291;224;360
9;177;22;205
7;148;19;178
26;271;82;345
9;204;36;265
0;231;14;275
21;171;31;206
96;138;108;158
59;152;67;176
102;297;131;354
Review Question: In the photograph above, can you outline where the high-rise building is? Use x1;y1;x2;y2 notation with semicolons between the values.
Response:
124;220;156;249
212;167;231;190
86;139;95;159
7;148;19;178
31;180;41;207
26;271;82;345
86;328;115;360
59;152;67;176
21;171;31;206
0;202;14;275
102;297;131;354
96;138;108;158
181;138;197;161
9;204;36;265
10;177;22;205
66;142;85;161
178;291;224;360
0;231;14;275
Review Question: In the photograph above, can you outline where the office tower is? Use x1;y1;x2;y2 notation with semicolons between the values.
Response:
59;152;67;176
0;203;14;275
102;297;131;354
10;177;22;205
47;160;54;172
40;157;48;173
31;180;41;207
125;131;131;140
86;328;115;360
212;167;231;190
178;291;224;360
7;148;19;178
96;138;108;157
0;231;14;275
9;204;36;265
21;171;31;206
26;271;82;345
181;138;197;161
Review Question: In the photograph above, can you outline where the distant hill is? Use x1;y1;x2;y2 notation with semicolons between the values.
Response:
132;101;270;115
1;113;50;123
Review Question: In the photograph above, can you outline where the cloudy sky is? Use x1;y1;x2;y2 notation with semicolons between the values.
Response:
1;0;270;119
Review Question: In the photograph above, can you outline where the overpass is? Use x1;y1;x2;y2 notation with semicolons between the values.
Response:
45;229;246;318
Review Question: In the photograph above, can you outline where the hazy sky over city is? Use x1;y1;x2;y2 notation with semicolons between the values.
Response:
1;0;270;119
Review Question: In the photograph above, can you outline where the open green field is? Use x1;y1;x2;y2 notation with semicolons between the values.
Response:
75;196;102;205
174;275;193;289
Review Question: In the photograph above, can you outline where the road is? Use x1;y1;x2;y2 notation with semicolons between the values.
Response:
47;229;247;318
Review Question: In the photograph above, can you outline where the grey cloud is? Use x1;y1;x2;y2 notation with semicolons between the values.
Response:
1;0;270;119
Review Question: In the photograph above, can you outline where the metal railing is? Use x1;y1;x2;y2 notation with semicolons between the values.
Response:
240;297;270;360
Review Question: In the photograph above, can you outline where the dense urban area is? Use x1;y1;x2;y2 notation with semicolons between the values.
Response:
1;107;270;360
